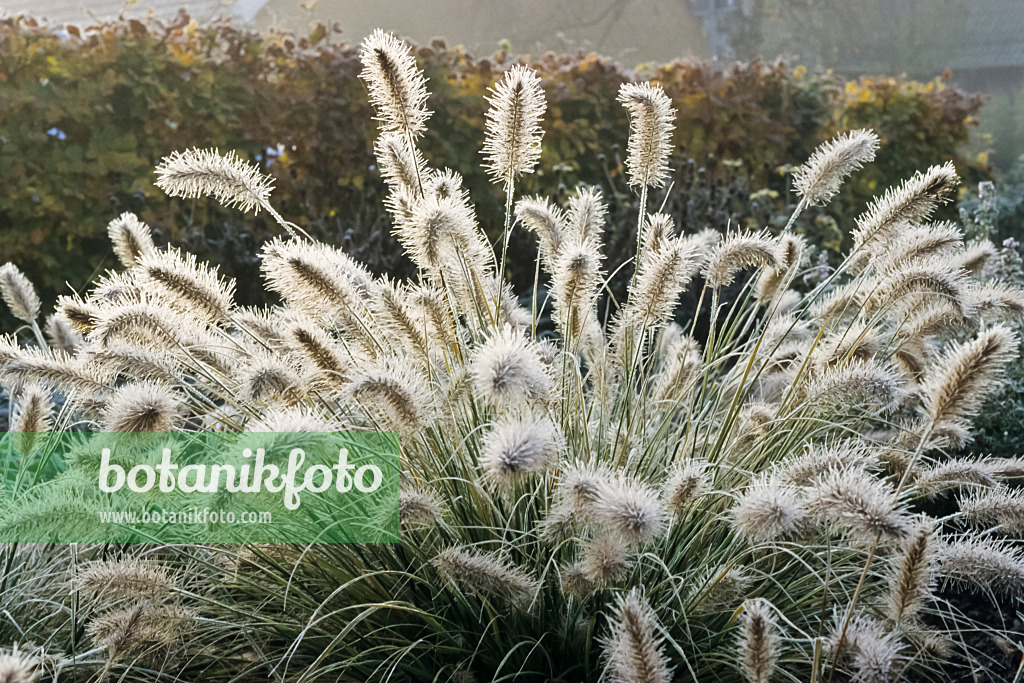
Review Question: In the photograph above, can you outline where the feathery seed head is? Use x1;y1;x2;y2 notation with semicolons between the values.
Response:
878;221;963;272
693;565;752;614
832;614;906;683
433;547;538;611
626;236;698;329
245;406;345;433
349;355;433;435
566;186;608;244
967;280;1024;323
738;598;778;683
814;322;883;367
885;521;935;622
662;461;709;516
920;324;1019;430
0;263;40;324
155;148;274;214
405;193;490;273
641;213;675;256
56;295;99;334
10;384;53;449
652;335;703;406
92;298;189;350
958;239;997;274
558;461;609;516
483;64;546;192
424;167;469;202
559;562;596;599
408;284;459;349
909;458;998;496
0;346;106;395
755;233;805;304
239;353;306;406
602;588;673;683
103;381;183;432
372;276;431;359
864;256;970;317
359;29;431;138
0;646;40;683
78;558;174;600
852;162;959;264
617;82;676;189
282;316;351;386
777;440;875;486
580;533;632;585
937;537;1024;597
44;313;83;354
481;409;563;487
260;238;376;349
792;129;879;206
399;486;442;528
87;600;194;664
374;132;426;194
592;473;664;543
552;237;604;343
471;325;552;407
959;488;1024;534
732;478;805;544
703;231;780;289
136;247;235;322
516;195;565;269
107;212;156;267
804;358;903;414
810;469;911;543
89;270;140;305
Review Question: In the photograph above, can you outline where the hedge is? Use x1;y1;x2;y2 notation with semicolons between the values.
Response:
0;13;988;311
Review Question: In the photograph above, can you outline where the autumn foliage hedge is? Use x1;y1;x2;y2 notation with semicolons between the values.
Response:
0;12;987;308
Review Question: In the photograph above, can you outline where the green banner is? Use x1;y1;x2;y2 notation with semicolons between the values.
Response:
0;431;400;543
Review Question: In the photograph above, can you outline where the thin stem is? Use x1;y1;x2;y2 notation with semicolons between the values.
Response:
826;534;880;683
531;255;541;340
405;129;425;198
496;173;515;324
631;183;650;289
262;202;312;241
29;320;49;356
782;198;805;234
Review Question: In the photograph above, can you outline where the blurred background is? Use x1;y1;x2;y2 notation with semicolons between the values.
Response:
4;0;1022;167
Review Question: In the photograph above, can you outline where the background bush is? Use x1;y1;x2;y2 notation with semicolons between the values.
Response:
0;13;988;311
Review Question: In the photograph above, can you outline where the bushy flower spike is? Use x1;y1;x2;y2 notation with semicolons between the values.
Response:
617;82;676;189
483;64;546;192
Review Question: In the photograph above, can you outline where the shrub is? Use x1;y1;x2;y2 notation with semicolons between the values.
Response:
0;14;988;321
956;176;1024;455
1;30;1022;682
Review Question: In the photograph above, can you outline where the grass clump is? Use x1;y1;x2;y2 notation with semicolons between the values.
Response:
1;29;1022;683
